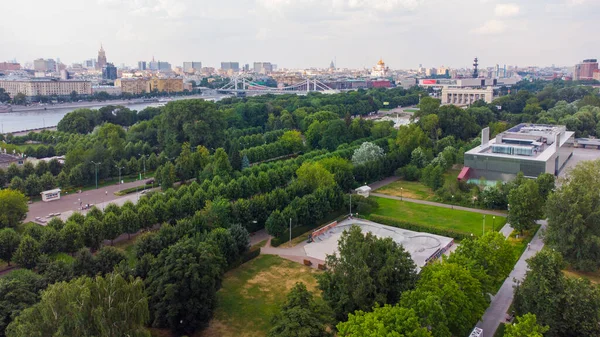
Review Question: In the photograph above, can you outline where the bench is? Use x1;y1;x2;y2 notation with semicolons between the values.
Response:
303;259;312;266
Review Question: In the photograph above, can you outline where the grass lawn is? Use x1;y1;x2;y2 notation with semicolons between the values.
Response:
563;267;600;284
199;254;321;337
367;196;506;236
507;225;540;260
376;169;461;202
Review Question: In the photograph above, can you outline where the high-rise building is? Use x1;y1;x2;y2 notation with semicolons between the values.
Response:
0;62;21;71
0;79;92;99
102;63;117;80
253;62;273;74
183;62;202;73
33;59;56;72
244;64;250;72
138;61;147;70
84;59;97;69
573;59;598;81
97;44;107;70
148;57;159;71
158;61;171;71
221;62;240;72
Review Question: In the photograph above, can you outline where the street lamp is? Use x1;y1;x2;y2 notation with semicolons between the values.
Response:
452;195;454;209
401;187;403;201
115;164;124;185
493;216;496;231
139;153;148;179
483;214;486;236
91;161;102;189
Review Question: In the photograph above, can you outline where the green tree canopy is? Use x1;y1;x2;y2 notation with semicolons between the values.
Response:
13;235;40;269
0;270;44;336
6;273;150;337
296;162;335;192
507;179;543;234
318;225;417;321
0;228;21;266
545;160;600;271
504;313;549;337
337;305;432;337
0;189;28;229
268;282;331;337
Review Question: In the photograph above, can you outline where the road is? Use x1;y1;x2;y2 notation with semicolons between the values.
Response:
25;179;151;223
475;221;546;335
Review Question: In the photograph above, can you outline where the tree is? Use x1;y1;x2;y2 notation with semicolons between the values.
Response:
318;225;417;321
337;305;432;337
39;228;62;255
11;93;26;105
39;172;56;191
82;217;103;251
73;248;97;277
504;313;549;337
268;283;331;337
60;221;84;254
0;88;10;103
0;189;28;228
23;174;41;197
146;237;225;335
241;154;250;169
0;228;20;266
0;270;44;336
265;210;287;237
536;172;555;201
351;141;384;166
138;205;157;230
401;263;488;337
280;130;304;153
446;232;515;294
507;179;543;234
159;162;176;190
102;212;122;245
6;273;150;337
545;160;600;270
513;249;600;337
212;147;232;176
121;208;140;239
94;246;126;275
229;223;250;255
296;162;335;192
13;235;40;269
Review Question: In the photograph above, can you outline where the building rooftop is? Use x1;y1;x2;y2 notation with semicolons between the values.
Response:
466;123;574;162
0;153;21;165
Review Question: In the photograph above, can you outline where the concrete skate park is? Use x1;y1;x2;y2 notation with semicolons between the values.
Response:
304;218;454;270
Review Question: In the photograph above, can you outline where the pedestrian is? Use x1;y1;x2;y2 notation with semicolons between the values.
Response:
527;243;531;250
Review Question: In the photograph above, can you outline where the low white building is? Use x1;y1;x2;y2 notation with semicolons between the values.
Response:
355;185;372;198
41;188;61;202
442;86;494;105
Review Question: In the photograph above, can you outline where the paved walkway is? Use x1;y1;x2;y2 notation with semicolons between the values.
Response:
370;192;507;217
475;220;546;336
25;179;151;223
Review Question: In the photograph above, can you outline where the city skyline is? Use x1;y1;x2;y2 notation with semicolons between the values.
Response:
1;0;599;69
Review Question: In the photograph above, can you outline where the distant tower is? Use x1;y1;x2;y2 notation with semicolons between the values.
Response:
472;57;479;78
329;60;335;70
97;44;107;70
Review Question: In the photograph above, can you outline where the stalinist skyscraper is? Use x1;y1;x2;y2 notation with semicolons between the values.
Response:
96;44;107;70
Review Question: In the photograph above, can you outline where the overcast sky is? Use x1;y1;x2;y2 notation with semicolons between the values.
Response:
1;0;598;69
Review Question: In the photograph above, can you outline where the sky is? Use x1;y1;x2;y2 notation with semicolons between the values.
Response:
1;0;599;70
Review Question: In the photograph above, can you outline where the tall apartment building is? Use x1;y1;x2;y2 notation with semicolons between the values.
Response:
102;63;118;80
573;59;598;81
221;62;240;72
0;79;92;99
33;59;56;72
158;62;172;71
253;62;273;74
115;78;149;94
138;61;147;71
84;59;97;69
116;77;184;94
183;62;202;73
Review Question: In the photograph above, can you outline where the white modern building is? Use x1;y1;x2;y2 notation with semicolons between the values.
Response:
462;124;575;182
41;188;61;202
442;87;494;105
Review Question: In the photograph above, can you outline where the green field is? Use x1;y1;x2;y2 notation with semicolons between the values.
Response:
200;254;321;337
368;196;506;236
377;170;460;202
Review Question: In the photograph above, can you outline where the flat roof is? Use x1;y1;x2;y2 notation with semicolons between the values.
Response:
41;188;61;194
466;124;574;162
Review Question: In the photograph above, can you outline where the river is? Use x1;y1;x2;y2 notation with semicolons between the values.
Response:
0;94;226;134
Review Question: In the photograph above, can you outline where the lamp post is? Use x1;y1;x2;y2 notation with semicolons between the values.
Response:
483;214;486;236
289;218;292;246
493;216;496;231
116;165;124;185
139;153;148;179
349;191;352;217
452;195;454;209
91;161;101;190
401;187;403;201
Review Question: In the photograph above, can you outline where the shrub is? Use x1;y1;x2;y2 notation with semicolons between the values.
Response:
397;164;420;181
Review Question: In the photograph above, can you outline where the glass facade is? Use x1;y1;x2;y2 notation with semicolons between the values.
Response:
464;154;546;178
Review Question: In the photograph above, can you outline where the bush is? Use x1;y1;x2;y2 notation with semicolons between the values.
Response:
228;247;261;270
397;164;420;181
369;214;471;240
115;184;154;196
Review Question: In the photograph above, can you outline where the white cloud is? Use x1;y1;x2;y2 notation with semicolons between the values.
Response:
471;20;506;35
494;3;519;17
257;0;423;18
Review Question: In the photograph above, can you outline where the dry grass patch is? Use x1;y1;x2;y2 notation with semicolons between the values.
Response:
198;254;320;337
563;267;600;284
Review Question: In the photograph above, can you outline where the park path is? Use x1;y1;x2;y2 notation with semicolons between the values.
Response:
475;221;546;335
370;192;507;217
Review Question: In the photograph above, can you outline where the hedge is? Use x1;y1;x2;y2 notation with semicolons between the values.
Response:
115;184;154;196
368;214;472;240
